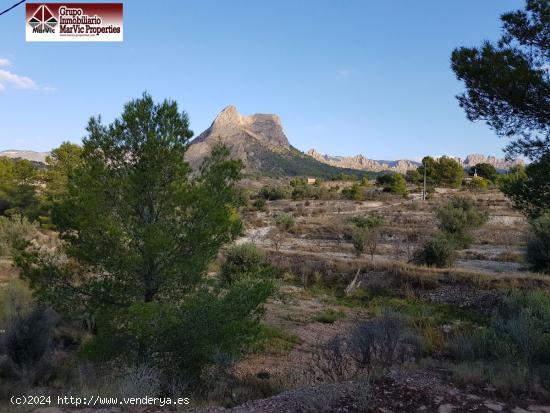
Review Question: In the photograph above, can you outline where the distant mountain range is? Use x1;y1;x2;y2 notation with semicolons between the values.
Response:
1;109;523;176
307;150;522;173
0;150;49;163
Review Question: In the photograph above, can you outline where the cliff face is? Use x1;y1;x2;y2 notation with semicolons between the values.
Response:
186;105;291;170
461;154;522;171
307;149;523;173
306;149;420;173
0;150;49;163
185;106;366;178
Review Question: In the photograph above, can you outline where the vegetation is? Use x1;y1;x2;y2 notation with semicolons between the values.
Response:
376;173;407;196
452;0;549;224
0;214;37;257
448;291;550;393
341;183;365;200
0;157;41;220
412;234;457;268
259;185;291;200
274;213;295;231
470;163;497;182
436;197;488;248
526;212;550;273
452;0;549;162
412;198;487;268
13;94;274;385
314;309;346;324
417;156;464;188
499;161;550;219
349;214;384;259
220;243;276;284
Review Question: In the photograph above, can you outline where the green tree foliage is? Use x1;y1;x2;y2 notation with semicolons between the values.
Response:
437;197;489;248
14;94;273;380
451;0;549;218
273;213;295;231
341;183;365;200
0;158;40;220
405;169;422;184
417;156;464;188
435;157;464;188
376;173;407;195
469;176;489;192
220;243;275;284
526;212;550;273
258;185;291;200
471;163;498;182
499;160;550;218
412;234;457;268
451;0;550;161
43;142;82;200
349;214;384;259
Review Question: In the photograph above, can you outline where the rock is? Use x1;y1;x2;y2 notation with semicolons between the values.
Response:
512;408;530;413
0;149;49;163
438;404;456;413
527;406;550;413
306;149;523;173
186;105;290;170
484;401;504;411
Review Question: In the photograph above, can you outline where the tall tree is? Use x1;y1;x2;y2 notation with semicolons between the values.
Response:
16;94;273;378
451;0;549;161
451;0;550;216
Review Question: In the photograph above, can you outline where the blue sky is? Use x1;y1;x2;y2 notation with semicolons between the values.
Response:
0;0;524;160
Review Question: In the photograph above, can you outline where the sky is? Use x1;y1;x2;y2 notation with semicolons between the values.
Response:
0;0;525;160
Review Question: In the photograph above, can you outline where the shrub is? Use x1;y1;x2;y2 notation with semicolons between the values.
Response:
314;309;346;324
274;213;295;231
412;234;456;267
526;212;550;273
347;214;384;229
351;227;378;259
469;176;489;192
341;183;364;200
347;309;422;374
405;170;422;184
470;163;497;182
258;185;291;200
0;215;38;257
220;243;275;284
81;279;275;383
0;300;59;386
376;173;407;195
252;198;266;211
447;291;550;393
117;363;162;398
437;197;488;248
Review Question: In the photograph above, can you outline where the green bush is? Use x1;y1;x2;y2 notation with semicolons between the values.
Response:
341;183;364;200
347;214;384;229
469;176;489;192
0;215;38;257
220;243;275;284
412;234;456;267
314;309;346;324
258;185;291;200
526;212;550;273
447;291;550;393
437;197;488;248
81;278;274;382
274;213;295;231
252;198;266;211
376;173;407;195
0;300;59;386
